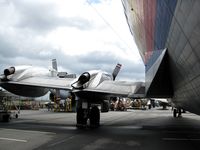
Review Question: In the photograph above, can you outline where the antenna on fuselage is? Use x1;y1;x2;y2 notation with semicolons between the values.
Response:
112;63;122;81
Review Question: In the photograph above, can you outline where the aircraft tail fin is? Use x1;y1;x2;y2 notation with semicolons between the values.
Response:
52;59;58;71
50;59;58;77
112;63;122;81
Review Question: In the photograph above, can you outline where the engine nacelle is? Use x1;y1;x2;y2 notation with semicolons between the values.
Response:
4;67;15;76
78;72;90;85
71;72;90;89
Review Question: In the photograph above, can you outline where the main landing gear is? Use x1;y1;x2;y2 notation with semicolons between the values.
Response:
76;101;100;129
173;108;182;118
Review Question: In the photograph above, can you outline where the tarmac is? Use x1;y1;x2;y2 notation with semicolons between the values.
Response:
1;108;200;150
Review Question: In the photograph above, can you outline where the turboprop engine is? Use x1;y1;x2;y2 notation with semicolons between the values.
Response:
0;66;32;81
4;67;15;76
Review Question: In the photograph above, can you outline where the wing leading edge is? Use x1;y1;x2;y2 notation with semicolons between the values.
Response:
0;76;74;91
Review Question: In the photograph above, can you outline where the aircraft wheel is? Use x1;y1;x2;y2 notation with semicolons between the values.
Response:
3;114;10;122
178;108;182;117
173;108;177;118
89;106;100;128
101;101;109;112
76;108;88;128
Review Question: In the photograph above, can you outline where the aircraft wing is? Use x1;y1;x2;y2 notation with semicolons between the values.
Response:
1;76;75;90
74;81;145;98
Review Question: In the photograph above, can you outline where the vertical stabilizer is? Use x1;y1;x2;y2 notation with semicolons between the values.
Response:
50;59;58;77
112;63;122;81
52;59;58;71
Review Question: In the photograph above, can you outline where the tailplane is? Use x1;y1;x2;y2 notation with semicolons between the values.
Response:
112;63;122;81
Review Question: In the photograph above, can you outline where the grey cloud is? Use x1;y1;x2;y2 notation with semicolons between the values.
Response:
119;67;145;81
0;33;52;61
6;0;93;32
79;51;118;65
0;37;19;57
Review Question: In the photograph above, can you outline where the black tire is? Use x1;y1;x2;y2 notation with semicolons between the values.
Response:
89;106;100;128
173;109;177;118
3;114;10;122
76;108;87;128
101;101;109;112
178;109;182;117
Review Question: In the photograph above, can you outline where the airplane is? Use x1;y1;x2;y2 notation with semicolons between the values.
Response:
0;59;145;128
151;98;170;110
121;0;200;118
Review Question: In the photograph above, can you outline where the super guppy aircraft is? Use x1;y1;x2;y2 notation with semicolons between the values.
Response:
122;0;200;117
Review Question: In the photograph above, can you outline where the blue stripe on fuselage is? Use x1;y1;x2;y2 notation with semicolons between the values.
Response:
146;0;177;72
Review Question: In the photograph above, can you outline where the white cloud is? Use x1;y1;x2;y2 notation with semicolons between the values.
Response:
0;0;144;81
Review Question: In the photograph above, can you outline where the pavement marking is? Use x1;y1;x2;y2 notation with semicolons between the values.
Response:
105;125;142;130
116;126;143;129
0;128;56;135
163;138;200;141
0;137;27;142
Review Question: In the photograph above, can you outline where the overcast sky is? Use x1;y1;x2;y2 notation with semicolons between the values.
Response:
0;0;144;81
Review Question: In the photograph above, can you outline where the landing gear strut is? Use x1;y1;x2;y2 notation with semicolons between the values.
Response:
76;101;100;128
